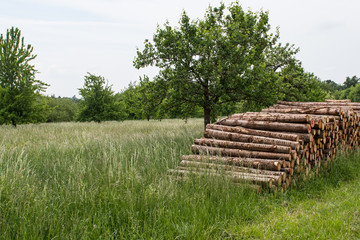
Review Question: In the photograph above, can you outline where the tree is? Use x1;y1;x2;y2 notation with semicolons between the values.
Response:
348;83;360;102
138;75;168;120
119;81;143;120
47;97;79;122
77;73;127;122
0;27;49;127
343;76;359;89
277;63;327;102
320;79;342;93
134;2;293;128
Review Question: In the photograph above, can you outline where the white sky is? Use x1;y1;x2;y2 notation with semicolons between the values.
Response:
1;0;359;97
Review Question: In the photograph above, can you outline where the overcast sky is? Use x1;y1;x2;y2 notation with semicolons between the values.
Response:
1;0;359;97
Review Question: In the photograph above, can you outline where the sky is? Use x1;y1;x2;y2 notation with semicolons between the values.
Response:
1;0;359;97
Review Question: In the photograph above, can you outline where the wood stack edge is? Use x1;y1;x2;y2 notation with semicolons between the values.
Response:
169;99;360;193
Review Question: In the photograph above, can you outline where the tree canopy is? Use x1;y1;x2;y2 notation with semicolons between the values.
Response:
77;73;127;122
47;96;79;122
343;76;359;89
134;2;301;128
0;27;49;127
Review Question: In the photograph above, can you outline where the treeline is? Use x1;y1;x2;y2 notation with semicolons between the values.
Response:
44;74;359;123
1;3;360;127
321;76;360;101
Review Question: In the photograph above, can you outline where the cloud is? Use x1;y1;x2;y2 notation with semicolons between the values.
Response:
3;0;360;96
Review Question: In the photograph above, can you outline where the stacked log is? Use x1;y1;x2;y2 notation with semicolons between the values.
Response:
170;100;360;192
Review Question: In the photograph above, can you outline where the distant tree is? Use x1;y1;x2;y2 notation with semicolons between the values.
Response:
343;76;359;89
320;80;342;93
337;87;351;100
0;27;49;127
134;2;289;128
348;84;360;102
120;81;143;120
328;76;360;100
278;63;327;102
138;76;168;120
71;95;81;103
47;97;79;122
77;73;127;122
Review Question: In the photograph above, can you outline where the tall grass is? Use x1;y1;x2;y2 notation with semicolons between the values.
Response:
0;119;359;239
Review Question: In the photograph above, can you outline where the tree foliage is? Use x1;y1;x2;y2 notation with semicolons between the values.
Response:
119;81;143;120
137;76;167;120
47;96;79;122
77;73;127;122
320;80;342;93
322;75;360;101
134;2;302;127
277;63;327;102
0;27;49;127
347;84;360;102
343;76;359;90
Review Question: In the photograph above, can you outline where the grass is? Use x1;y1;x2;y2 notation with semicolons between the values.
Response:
0;119;360;239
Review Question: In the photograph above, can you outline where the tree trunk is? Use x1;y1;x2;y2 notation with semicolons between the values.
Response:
206;124;299;142
219;119;311;133
180;160;286;178
181;154;283;171
204;105;211;130
278;100;360;106
11;119;16;128
169;168;275;188
203;81;211;129
179;165;283;186
325;99;351;103
204;129;300;150
231;113;310;123
262;107;342;116
191;144;292;161
193;138;292;154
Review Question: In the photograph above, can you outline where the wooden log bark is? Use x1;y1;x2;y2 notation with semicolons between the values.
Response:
278;100;360;107
181;155;283;171
172;99;360;190
325;99;351;103
273;132;313;143
281;167;294;176
175;167;282;185
206;124;299;142
180;160;287;180
194;138;292;154
231;113;310;123
262;107;342;116
218;119;311;133
271;104;356;115
191;144;292;161
169;169;275;188
204;129;300;150
309;115;341;123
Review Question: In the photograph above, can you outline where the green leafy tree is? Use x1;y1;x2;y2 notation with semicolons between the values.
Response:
347;83;360;102
0;27;49;127
320;80;342;93
47;96;79;122
138;76;168;120
277;63;327;102
343;76;359;89
119;81;143;120
134;2;285;128
327;76;360;100
77;73;127;122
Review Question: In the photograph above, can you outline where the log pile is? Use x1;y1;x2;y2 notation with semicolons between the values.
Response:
170;100;360;192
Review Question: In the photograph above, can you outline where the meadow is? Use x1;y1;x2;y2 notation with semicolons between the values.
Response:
0;119;359;239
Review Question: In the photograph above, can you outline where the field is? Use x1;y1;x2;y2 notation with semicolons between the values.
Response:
0;119;360;239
